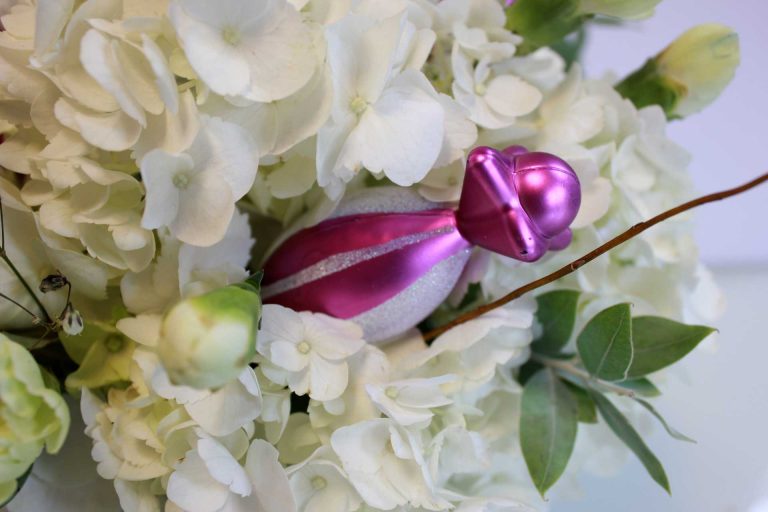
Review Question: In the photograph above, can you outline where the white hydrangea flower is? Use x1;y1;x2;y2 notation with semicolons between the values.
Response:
257;304;366;402
451;48;542;130
140;115;258;246
434;0;519;61
169;0;316;102
401;306;534;388
317;11;446;195
24;157;155;273
287;446;362;512
122;210;253;314
29;1;181;152
536;65;605;147
202;63;333;160
133;349;263;437
308;344;390;441
167;437;296;512
330;418;451;511
366;374;456;427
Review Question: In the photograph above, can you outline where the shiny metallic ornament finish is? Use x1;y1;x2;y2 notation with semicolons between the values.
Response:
262;146;581;343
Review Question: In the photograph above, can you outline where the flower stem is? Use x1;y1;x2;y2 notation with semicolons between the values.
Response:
531;353;635;398
423;171;768;341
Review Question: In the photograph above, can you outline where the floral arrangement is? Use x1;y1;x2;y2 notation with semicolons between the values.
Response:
0;0;761;511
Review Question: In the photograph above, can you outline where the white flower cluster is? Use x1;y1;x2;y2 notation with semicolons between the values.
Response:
0;0;723;510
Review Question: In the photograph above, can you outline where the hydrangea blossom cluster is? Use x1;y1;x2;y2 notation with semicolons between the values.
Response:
0;0;731;511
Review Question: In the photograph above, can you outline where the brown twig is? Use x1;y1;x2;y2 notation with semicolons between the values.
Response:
424;172;768;342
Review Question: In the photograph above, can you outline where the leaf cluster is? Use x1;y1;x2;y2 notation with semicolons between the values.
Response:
519;291;714;497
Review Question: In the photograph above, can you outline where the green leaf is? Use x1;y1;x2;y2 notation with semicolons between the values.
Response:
532;290;581;355
617;378;662;397
520;369;579;496
627;316;715;378
505;0;584;54
577;303;633;381
564;382;597;423
635;398;696;443
590;391;670;493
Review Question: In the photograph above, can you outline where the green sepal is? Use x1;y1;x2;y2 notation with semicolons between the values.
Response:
615;59;685;119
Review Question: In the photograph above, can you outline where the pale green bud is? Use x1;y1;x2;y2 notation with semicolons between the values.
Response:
616;24;740;118
0;335;70;504
157;282;261;389
657;24;740;117
578;0;662;20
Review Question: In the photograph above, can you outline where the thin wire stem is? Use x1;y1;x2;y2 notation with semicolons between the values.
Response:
0;197;53;325
0;292;39;322
424;171;768;341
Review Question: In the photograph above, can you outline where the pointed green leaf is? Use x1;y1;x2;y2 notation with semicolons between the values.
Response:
564;382;597;423
635;398;696;443
577;303;633;381
617;377;662;397
532;290;581;354
591;391;670;493
520;369;579;496
627;316;715;378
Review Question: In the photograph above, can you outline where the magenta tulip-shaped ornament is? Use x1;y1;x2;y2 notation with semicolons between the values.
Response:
262;146;581;343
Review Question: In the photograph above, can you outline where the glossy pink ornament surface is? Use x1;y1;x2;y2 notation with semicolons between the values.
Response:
262;146;581;342
456;146;581;262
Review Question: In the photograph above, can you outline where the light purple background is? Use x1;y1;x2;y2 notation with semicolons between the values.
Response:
581;0;768;266
554;2;768;511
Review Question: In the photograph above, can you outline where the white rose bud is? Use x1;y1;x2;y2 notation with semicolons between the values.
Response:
158;281;262;389
616;24;740;119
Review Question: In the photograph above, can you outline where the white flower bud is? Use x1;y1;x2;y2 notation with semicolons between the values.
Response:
657;23;740;117
616;24;739;119
60;303;84;336
157;282;261;389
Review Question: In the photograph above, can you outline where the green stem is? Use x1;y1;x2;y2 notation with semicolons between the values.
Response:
531;353;636;398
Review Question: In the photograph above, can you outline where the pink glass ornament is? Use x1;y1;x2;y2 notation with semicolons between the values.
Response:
262;146;581;342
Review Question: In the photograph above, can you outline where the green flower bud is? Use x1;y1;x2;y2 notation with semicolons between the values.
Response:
157;282;262;389
616;24;740;118
578;0;662;20
0;335;70;504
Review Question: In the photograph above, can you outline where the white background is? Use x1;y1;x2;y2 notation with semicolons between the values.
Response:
555;1;768;510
